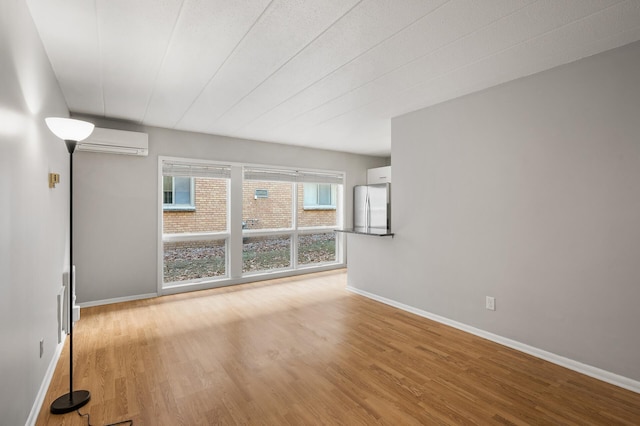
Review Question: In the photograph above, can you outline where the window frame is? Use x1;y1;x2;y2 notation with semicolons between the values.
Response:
158;156;345;296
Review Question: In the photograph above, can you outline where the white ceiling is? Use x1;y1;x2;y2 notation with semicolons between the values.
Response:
26;0;640;156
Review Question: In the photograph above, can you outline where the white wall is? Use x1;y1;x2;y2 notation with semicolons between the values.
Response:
0;0;72;423
70;116;387;304
347;41;640;382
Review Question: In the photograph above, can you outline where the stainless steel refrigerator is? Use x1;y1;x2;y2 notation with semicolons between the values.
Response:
353;183;391;232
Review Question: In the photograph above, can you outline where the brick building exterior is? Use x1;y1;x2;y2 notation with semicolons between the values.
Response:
296;184;338;228
163;178;336;234
163;178;228;233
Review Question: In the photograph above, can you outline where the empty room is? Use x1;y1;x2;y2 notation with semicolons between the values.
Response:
2;0;640;424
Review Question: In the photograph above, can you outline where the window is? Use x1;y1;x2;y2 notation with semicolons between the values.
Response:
160;159;344;290
254;189;268;199
162;176;229;283
242;168;341;274
298;232;336;266
164;239;226;283
303;183;336;210
163;176;194;210
243;180;293;230
243;234;291;273
242;175;293;274
161;161;231;285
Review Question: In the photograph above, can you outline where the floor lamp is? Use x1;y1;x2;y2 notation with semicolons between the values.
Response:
46;117;95;414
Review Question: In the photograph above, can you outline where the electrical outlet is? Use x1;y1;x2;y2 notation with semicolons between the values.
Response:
39;339;44;358
486;296;495;311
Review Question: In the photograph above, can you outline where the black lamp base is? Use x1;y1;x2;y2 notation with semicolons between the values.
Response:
50;390;91;414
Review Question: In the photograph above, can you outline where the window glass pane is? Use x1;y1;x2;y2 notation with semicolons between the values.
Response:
298;232;336;266
243;235;291;273
174;176;192;205
298;184;337;227
163;176;173;204
163;239;226;283
162;172;229;286
317;184;332;206
303;183;317;207
163;177;227;233
243;180;292;230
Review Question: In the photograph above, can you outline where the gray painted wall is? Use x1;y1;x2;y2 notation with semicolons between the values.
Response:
347;41;640;382
0;0;71;423
70;115;387;304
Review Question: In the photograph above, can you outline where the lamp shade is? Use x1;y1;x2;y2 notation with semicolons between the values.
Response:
45;117;95;142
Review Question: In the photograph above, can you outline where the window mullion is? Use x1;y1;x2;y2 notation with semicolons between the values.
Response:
292;182;298;270
172;177;176;204
229;166;244;279
190;177;195;206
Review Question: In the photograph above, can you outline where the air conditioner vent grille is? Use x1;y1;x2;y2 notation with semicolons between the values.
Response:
77;127;148;156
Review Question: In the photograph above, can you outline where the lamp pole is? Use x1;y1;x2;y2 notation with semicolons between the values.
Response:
46;118;93;414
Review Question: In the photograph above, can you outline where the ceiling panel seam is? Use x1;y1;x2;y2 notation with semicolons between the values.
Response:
173;0;276;129
202;0;367;130
96;0;105;116
140;0;187;124
29;0;640;156
306;1;630;131
319;19;640;149
228;0;455;135
259;0;536;134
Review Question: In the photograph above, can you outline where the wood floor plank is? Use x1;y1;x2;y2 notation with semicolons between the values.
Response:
36;269;640;425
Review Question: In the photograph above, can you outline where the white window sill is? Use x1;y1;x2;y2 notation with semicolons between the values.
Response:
163;205;196;212
303;206;336;211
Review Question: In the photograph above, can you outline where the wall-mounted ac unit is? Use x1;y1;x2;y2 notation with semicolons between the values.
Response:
77;127;148;156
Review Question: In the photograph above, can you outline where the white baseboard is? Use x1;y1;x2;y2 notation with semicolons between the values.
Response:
25;337;65;426
78;292;157;308
346;286;640;394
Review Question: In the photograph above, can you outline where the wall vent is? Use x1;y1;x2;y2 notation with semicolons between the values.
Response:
78;127;148;156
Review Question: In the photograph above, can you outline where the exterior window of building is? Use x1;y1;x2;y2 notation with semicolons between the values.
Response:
303;183;336;209
163;176;194;210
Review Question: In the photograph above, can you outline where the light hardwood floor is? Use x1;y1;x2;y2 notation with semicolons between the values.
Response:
37;269;640;425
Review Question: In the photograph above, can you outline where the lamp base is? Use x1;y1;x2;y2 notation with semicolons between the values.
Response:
50;390;91;414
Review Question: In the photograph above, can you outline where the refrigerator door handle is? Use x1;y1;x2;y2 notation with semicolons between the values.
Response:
365;192;370;228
